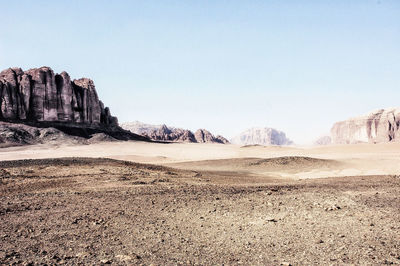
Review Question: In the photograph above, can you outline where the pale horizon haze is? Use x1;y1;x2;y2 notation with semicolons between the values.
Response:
1;0;399;144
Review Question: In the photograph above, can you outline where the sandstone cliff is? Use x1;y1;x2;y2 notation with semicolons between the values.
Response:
0;67;117;127
121;121;229;144
0;67;148;143
331;108;400;144
230;127;293;146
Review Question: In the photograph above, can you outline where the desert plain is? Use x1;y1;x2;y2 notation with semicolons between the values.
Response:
1;141;400;265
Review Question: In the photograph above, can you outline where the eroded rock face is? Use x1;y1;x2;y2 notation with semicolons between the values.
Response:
230;127;293;146
331;108;400;144
0;67;117;128
121;121;229;144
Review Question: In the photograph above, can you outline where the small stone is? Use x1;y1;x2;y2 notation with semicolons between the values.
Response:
325;205;341;211
116;255;132;261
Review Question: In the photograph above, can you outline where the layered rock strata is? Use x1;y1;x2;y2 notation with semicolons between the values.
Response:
0;67;148;142
0;67;117;127
331;108;400;144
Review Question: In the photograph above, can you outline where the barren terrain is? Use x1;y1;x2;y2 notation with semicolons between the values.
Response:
1;142;400;264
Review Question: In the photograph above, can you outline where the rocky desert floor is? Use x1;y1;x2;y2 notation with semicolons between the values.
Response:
1;142;400;265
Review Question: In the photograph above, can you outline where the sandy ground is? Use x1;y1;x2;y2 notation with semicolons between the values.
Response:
1;142;400;264
1;141;400;179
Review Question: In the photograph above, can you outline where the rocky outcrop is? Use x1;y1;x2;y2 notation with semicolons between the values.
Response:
331;108;400;144
147;124;197;142
313;136;332;146
0;121;117;148
230;127;293;146
215;135;230;144
0;67;117;127
121;121;229;144
0;67;148;143
195;129;217;143
194;129;229;144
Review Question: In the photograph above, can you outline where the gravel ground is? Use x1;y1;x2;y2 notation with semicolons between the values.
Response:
1;158;400;265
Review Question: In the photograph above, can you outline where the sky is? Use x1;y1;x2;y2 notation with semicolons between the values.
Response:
0;0;399;144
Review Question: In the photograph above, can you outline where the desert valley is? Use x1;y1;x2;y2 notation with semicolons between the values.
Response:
1;66;400;264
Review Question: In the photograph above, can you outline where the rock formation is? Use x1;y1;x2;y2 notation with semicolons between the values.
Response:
215;135;230;144
194;129;229;144
121;121;229;144
230;127;293;146
148;124;197;142
121;121;160;136
0;67;148;143
313;136;332;146
331;108;400;144
0;121;117;148
0;67;117;127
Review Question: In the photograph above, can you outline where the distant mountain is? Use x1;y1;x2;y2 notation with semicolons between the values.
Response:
331;108;400;144
121;121;229;144
313;135;332;146
120;121;161;136
230;127;293;146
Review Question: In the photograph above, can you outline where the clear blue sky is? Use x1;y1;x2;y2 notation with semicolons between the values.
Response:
1;0;399;144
